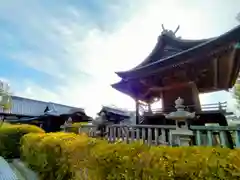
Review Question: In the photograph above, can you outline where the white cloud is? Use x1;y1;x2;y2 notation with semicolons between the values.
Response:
16;82;61;104
1;0;240;116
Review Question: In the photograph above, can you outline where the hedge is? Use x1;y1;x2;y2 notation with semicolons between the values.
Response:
21;132;95;180
20;132;240;180
0;123;44;159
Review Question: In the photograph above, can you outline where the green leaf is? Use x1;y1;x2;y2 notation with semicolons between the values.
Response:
233;81;240;109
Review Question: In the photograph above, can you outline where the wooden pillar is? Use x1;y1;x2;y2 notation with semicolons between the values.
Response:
135;99;140;124
160;92;164;112
147;103;152;113
190;82;201;112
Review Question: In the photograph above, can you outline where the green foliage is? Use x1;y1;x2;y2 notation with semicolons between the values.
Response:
0;122;13;128
21;132;240;180
21;132;95;180
0;85;12;110
0;123;45;159
234;82;240;109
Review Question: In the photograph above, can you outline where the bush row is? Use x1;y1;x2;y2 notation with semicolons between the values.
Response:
0;123;44;159
21;132;240;180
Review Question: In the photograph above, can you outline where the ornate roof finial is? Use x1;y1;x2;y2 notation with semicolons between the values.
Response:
174;25;180;34
161;24;166;31
161;24;180;37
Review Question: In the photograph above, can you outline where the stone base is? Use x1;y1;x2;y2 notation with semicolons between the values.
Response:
179;136;191;146
172;134;192;146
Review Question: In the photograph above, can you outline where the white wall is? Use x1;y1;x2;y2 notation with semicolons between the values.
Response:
11;97;47;115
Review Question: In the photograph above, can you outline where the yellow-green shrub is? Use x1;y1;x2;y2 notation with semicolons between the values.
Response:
0;123;44;159
21;132;240;180
21;132;96;180
84;143;240;179
0;122;12;127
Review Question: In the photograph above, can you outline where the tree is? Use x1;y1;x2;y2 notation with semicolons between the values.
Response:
236;12;240;23
0;80;12;112
233;73;240;110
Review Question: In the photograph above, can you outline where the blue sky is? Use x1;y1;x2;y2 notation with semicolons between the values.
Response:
0;0;240;116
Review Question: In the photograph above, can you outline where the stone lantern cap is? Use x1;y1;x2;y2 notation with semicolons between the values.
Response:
165;97;195;121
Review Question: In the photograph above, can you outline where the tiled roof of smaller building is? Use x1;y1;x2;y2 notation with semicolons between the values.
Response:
99;106;131;117
11;96;85;116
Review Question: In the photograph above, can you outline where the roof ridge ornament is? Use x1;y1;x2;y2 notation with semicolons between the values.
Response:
161;24;180;37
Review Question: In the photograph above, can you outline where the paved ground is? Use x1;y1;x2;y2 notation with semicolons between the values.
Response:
11;159;38;180
0;157;18;180
0;157;39;180
8;163;25;180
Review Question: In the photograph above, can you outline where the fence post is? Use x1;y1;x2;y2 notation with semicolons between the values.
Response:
142;128;146;144
207;130;213;146
78;126;81;134
168;130;173;146
196;130;201;145
147;128;152;145
218;102;222;111
235;129;240;148
219;131;227;147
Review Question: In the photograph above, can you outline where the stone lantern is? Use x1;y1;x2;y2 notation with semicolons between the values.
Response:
165;97;195;146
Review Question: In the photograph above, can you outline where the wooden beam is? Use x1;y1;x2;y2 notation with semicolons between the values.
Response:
160;91;165;111
213;57;218;88
149;81;194;92
135;99;140;124
229;48;240;86
141;81;195;101
147;103;152;113
225;48;236;88
190;82;201;112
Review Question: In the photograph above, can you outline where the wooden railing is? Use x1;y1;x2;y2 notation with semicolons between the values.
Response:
63;124;240;148
191;126;240;147
105;124;176;145
150;101;228;114
200;102;227;111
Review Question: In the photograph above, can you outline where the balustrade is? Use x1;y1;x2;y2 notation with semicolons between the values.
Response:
150;101;228;114
63;124;240;148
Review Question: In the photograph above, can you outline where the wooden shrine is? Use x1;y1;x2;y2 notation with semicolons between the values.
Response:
112;24;240;124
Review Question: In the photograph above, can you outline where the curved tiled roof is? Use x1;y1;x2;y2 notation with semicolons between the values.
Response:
115;25;240;79
132;34;211;70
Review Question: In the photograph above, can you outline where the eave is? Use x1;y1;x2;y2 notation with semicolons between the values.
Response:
112;45;240;101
